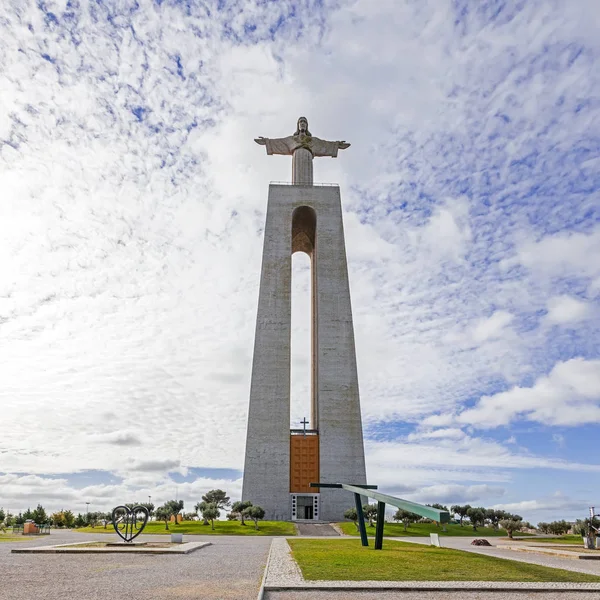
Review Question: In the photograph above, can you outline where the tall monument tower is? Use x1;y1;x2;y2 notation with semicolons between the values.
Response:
242;117;367;522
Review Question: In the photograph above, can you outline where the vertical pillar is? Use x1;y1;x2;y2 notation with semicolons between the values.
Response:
354;492;368;547
375;501;386;550
241;188;292;521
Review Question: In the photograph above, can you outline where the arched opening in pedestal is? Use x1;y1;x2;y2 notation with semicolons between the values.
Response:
290;206;319;510
290;206;317;431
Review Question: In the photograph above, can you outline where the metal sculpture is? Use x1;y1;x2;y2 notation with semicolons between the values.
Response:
111;505;149;543
311;482;450;550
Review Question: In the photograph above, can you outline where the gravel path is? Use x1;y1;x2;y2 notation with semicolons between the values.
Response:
0;530;271;600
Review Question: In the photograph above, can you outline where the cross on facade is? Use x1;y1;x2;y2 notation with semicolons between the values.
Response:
300;417;309;436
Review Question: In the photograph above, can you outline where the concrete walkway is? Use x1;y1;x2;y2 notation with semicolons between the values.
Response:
295;523;339;536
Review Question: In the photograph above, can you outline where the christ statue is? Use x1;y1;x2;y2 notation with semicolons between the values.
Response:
255;116;350;184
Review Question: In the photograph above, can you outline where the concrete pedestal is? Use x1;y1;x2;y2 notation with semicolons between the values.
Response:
242;184;366;522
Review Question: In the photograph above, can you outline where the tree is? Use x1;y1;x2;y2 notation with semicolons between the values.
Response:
500;518;523;539
5;512;14;527
155;505;171;530
74;513;86;528
31;504;48;525
86;511;101;528
202;490;230;511
537;522;550;534
231;501;253;526
63;510;75;528
344;508;359;530
466;507;486;531
451;504;471;527
393;509;419;532
195;502;210;525
245;505;265;530
15;513;25;525
548;520;570;536
50;512;66;528
0;508;5;523
165;500;184;524
125;502;155;518
363;504;378;527
485;509;506;530
22;508;33;521
201;503;220;530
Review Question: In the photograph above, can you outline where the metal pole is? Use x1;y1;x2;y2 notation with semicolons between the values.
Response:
354;493;368;547
375;501;385;550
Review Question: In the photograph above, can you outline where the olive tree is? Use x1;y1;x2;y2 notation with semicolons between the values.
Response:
231;501;253;525
393;509;419;532
201;503;220;530
245;505;265;530
500;518;523;539
466;507;486;531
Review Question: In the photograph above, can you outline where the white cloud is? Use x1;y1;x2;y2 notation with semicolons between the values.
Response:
0;472;242;516
472;311;514;343
505;227;600;281
545;295;591;325
455;358;600;428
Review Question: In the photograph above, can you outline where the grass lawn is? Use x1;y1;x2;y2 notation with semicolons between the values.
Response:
0;536;29;543
337;521;530;538
76;520;296;536
526;535;584;545
287;539;600;582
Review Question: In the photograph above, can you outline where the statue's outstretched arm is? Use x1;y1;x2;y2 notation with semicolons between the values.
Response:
254;135;294;156
311;137;351;157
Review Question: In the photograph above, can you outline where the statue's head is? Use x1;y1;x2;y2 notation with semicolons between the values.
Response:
295;116;311;136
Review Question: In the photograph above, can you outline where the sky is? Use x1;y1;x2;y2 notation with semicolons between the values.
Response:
1;0;599;525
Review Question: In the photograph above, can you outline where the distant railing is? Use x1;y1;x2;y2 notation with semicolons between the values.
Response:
270;181;339;187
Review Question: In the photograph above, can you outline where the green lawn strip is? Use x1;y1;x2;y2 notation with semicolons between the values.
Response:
337;521;528;538
75;520;296;536
287;539;600;583
0;536;30;543
527;536;584;545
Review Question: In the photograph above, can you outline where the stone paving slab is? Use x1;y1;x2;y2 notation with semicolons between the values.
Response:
261;538;600;598
12;540;211;554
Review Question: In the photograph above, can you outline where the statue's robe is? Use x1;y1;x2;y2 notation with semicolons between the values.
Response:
264;134;341;158
264;133;342;184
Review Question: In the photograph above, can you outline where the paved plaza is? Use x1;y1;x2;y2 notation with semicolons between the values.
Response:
0;530;271;600
3;531;600;600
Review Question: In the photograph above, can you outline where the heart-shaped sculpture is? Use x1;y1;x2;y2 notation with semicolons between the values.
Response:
112;505;149;543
